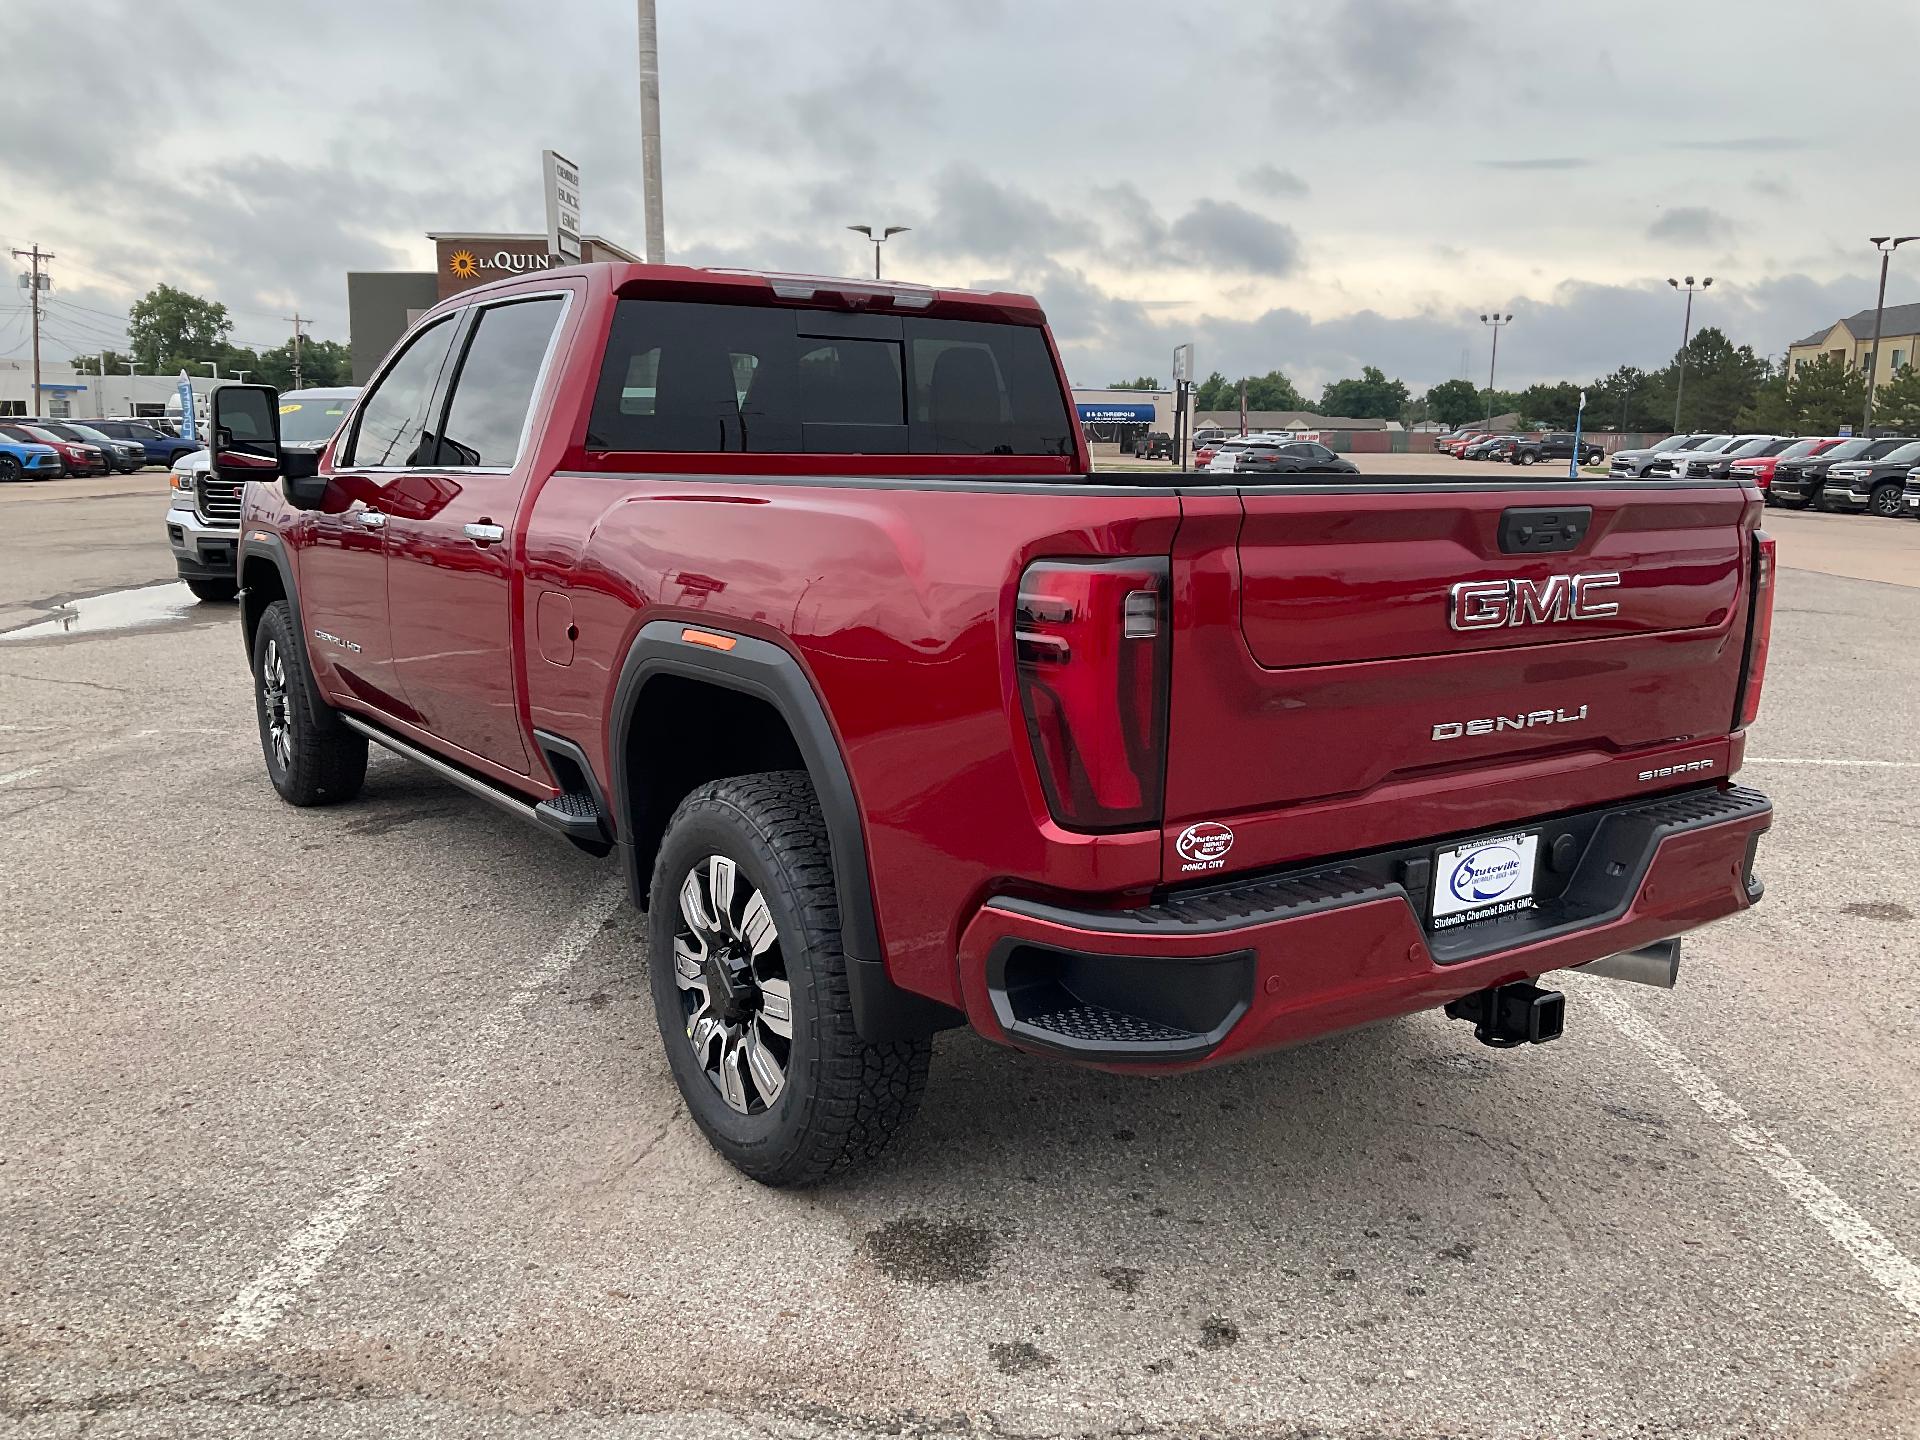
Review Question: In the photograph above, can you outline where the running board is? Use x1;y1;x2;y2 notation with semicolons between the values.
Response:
339;714;550;831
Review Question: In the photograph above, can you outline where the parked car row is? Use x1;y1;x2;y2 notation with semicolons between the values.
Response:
0;416;197;480
1435;428;1605;466
1189;433;1359;476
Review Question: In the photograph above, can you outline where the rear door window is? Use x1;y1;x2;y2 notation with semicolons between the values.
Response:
433;297;565;467
588;300;1073;457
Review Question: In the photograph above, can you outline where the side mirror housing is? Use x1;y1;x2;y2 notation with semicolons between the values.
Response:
207;383;283;484
280;448;328;508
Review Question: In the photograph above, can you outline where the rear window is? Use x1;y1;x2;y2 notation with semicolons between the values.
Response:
587;300;1074;457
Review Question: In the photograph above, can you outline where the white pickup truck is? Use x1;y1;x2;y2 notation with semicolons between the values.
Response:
165;386;358;601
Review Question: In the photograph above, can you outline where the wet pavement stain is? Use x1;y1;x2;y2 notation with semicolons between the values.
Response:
0;582;225;644
987;1340;1056;1376
1198;1315;1240;1350
1100;1265;1143;1295
860;1215;996;1286
1842;901;1912;922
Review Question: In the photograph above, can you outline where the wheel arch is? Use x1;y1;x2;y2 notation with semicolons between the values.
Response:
239;533;302;668
609;620;960;1043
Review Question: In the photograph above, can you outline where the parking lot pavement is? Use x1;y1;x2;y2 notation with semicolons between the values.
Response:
2;502;1919;1438
0;471;175;631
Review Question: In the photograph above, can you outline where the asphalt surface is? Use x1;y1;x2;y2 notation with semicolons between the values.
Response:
3;476;1918;1438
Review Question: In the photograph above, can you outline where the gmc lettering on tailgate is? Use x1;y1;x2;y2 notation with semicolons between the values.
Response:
1449;572;1622;631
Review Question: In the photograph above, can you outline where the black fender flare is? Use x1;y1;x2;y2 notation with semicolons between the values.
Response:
608;620;958;1043
236;532;322;706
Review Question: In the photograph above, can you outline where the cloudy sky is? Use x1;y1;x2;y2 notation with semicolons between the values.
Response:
4;0;1916;393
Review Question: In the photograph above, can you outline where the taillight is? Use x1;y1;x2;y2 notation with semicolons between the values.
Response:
1738;531;1775;729
1015;558;1171;831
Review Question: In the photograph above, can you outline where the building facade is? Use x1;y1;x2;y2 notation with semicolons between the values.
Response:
346;231;641;382
1786;302;1920;389
0;361;213;420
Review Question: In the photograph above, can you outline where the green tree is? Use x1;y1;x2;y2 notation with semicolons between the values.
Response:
1424;377;1482;426
128;284;233;373
1319;365;1408;419
1586;366;1667;432
63;347;134;378
1107;374;1161;390
1240;370;1307;411
1665;326;1768;431
1518;381;1584;429
1780;354;1865;434
1735;372;1791;432
254;337;350;389
1870;364;1920;431
1194;371;1235;411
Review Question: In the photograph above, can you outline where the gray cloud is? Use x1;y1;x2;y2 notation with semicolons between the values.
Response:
1648;207;1735;244
918;165;1096;263
1168;201;1302;277
1669;136;1810;152
1245;165;1309;199
1481;157;1593;170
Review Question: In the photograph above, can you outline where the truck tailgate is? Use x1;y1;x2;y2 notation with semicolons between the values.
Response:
1161;482;1756;881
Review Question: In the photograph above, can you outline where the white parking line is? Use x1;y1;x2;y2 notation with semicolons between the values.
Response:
210;877;627;1345
1585;985;1920;1321
1744;757;1920;768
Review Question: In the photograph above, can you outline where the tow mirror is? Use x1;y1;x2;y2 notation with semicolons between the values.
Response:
207;383;328;509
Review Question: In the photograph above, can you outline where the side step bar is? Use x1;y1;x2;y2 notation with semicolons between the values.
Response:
338;715;610;851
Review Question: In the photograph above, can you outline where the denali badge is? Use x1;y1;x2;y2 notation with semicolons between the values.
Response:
312;627;362;654
1449;572;1622;631
1176;821;1235;873
1432;705;1588;741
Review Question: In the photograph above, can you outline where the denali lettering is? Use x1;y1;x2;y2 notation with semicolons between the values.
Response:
1449;572;1622;631
1432;704;1589;741
312;627;362;654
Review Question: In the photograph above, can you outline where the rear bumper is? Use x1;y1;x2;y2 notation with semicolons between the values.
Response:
955;784;1770;1071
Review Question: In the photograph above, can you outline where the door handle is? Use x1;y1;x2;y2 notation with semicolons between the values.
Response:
463;522;506;545
356;510;387;530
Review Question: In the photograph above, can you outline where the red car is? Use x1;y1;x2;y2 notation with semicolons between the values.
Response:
0;422;104;475
1440;429;1488;457
217;261;1774;1185
1729;436;1845;492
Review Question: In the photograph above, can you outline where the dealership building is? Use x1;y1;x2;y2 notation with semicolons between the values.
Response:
346;231;640;383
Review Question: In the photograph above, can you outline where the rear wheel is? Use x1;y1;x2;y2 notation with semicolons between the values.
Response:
648;771;931;1187
1517;450;1538;466
1870;482;1904;518
185;577;237;603
251;600;367;806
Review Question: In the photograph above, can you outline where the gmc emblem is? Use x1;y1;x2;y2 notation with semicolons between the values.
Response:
1449;572;1622;631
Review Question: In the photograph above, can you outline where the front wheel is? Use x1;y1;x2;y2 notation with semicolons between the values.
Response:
0;456;18;483
1775;495;1809;509
649;771;931;1187
251;600;367;806
1870;483;1905;518
185;577;237;603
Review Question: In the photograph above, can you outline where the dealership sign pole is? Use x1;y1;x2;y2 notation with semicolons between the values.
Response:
1172;344;1194;470
543;150;582;263
1570;389;1587;479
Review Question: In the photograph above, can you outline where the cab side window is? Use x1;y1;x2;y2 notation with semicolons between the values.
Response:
433;297;566;467
342;315;457;468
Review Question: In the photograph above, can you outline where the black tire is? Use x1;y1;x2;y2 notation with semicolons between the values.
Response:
251;599;367;806
648;771;930;1187
1517;449;1538;466
0;455;18;482
1870;483;1904;518
1776;495;1808;509
185;577;238;603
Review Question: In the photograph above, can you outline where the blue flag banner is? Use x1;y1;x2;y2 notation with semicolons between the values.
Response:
177;373;198;444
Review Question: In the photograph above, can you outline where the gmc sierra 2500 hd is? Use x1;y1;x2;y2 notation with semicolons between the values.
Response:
211;262;1775;1186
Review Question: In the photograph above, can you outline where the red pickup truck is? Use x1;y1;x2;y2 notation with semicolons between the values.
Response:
212;262;1775;1186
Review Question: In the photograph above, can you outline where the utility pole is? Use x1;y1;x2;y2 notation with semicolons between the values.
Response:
636;0;666;263
96;354;106;417
10;244;54;415
1667;275;1711;431
124;360;138;419
1862;236;1918;434
1479;312;1512;427
284;313;308;389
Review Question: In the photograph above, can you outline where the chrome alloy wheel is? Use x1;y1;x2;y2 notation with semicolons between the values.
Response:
673;855;793;1115
260;638;293;772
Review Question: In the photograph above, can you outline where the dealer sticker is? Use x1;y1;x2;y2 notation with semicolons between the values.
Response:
1431;831;1540;929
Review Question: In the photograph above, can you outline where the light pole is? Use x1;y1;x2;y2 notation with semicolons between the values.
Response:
1667;275;1711;431
635;0;666;264
232;370;251;383
203;361;219;380
1862;236;1919;433
847;225;910;280
1479;313;1512;426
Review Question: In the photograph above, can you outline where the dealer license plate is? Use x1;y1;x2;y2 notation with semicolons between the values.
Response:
1431;831;1540;930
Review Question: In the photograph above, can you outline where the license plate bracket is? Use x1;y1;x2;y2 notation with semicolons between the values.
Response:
1431;830;1540;930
